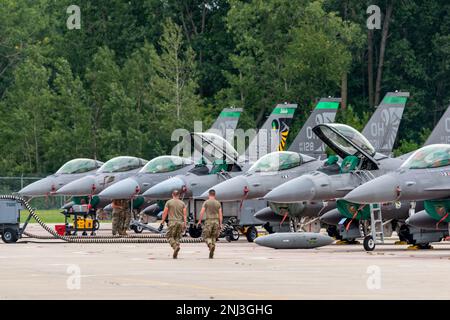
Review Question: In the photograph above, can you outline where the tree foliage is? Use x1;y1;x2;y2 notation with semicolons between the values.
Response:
0;0;449;175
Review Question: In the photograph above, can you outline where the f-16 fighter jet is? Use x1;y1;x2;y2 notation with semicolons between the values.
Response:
340;107;450;248
18;158;103;197
213;92;408;233
315;104;450;249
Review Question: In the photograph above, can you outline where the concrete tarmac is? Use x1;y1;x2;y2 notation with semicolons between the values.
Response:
1;224;450;299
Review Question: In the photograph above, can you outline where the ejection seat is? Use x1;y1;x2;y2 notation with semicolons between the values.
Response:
189;164;210;176
340;155;360;173
210;159;229;174
318;155;340;175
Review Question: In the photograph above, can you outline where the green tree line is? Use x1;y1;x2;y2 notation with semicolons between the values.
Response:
0;0;449;175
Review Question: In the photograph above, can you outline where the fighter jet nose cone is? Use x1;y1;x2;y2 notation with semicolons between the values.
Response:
143;177;184;200
264;177;315;203
344;175;398;204
18;177;55;196
99;178;139;199
56;176;96;196
211;176;249;201
320;209;343;226
254;207;277;222
255;232;333;249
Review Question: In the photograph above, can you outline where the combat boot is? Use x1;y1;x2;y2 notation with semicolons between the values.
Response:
208;244;215;259
173;245;180;259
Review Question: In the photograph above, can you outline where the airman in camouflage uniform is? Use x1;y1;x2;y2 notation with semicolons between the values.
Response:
112;199;130;236
160;190;187;259
121;205;132;235
197;189;223;259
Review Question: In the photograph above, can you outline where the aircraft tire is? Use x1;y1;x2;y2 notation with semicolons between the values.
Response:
245;226;258;242
363;235;375;251
131;225;143;233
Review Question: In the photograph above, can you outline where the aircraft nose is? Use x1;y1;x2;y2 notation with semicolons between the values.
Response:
143;177;185;200
103;203;113;213
254;207;277;222
201;176;248;201
99;178;140;199
344;175;399;204
18;177;56;196
55;176;96;196
320;209;344;226
264;176;315;203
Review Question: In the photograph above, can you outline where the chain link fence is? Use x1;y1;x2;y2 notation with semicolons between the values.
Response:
0;176;68;210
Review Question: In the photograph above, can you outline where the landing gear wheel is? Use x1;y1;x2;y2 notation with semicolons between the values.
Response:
245;226;258;242
93;220;100;231
363;235;376;251
131;225;143;233
327;225;339;238
225;230;240;242
2;228;18;243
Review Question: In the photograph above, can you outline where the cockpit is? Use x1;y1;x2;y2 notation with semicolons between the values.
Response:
140;156;193;174
313;123;378;172
56;158;103;174
98;156;147;173
401;144;450;169
248;151;312;173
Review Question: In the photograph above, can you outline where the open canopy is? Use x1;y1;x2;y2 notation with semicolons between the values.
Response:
313;123;378;169
140;156;193;173
248;151;314;173
56;158;103;174
98;156;147;173
191;132;240;165
401;144;450;169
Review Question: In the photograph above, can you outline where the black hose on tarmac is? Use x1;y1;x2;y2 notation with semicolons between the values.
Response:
2;195;203;244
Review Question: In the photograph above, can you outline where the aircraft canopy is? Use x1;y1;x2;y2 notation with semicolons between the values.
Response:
401;144;450;169
56;158;103;174
248;151;313;173
98;156;147;173
140;156;193;173
315;124;376;157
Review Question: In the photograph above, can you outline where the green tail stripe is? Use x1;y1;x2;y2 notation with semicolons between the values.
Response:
272;107;296;115
315;101;340;110
219;111;241;118
382;96;408;105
